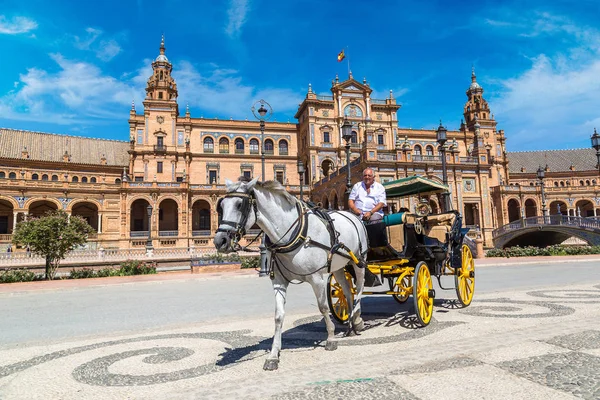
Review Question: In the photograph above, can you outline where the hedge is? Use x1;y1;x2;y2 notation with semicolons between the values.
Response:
486;245;600;258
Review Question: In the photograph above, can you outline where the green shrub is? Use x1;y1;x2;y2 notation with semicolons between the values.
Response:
241;256;260;269
96;267;123;277
119;260;157;275
69;268;97;279
0;268;39;283
486;245;600;258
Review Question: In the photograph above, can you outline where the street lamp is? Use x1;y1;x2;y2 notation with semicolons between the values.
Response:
251;100;273;183
591;128;600;175
251;99;272;278
436;121;451;212
297;159;305;201
537;165;548;217
341;118;353;194
146;204;153;250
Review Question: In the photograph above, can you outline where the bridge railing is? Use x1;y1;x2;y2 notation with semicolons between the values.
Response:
493;215;600;237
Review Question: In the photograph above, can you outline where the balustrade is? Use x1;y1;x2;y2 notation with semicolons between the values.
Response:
493;215;600;237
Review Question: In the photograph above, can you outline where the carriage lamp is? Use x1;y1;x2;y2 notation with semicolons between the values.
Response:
297;159;305;201
436;121;450;211
341;118;353;194
537;165;548;217
146;205;153;250
591;128;600;175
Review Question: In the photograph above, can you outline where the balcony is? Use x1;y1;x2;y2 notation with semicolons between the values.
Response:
250;149;259;155
154;145;167;153
413;155;441;162
130;231;149;238
235;149;245;154
0;234;12;242
192;230;211;236
159;230;178;237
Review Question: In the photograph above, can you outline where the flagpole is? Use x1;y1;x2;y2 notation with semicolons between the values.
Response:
346;46;350;77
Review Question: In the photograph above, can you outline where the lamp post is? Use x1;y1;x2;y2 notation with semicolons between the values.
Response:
341;118;353;195
146;204;153;250
251;100;272;277
436;121;451;212
591;128;600;175
537;165;548;217
297;159;305;201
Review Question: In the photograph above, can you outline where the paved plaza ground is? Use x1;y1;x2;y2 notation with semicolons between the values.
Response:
1;257;599;399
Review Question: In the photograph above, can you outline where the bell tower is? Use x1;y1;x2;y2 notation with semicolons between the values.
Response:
463;67;491;128
144;35;179;114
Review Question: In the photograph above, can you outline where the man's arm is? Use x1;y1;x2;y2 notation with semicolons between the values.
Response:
348;199;361;215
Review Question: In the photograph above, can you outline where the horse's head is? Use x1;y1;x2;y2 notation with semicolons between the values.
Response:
213;176;259;253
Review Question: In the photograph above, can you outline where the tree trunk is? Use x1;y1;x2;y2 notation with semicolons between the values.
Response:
45;257;51;280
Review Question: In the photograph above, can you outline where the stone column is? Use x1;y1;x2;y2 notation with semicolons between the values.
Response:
12;212;18;232
97;213;102;233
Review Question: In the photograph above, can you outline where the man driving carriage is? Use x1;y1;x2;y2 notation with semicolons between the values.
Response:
348;168;387;222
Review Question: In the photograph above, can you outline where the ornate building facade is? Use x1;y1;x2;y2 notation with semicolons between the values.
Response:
1;39;598;250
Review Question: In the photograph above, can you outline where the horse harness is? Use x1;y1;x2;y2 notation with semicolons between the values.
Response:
217;191;365;281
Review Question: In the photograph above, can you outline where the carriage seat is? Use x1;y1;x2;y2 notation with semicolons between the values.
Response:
423;213;456;243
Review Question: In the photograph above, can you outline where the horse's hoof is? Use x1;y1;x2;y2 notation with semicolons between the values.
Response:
324;341;338;351
353;319;365;332
263;359;279;371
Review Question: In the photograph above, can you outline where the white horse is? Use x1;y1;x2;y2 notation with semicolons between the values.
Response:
214;177;368;371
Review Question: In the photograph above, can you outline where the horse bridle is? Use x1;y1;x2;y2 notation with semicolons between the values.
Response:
216;192;257;247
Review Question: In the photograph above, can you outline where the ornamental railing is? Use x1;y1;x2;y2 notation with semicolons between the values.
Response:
492;215;600;237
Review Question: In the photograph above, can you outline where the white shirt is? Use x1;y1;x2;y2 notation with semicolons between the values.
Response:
349;181;387;216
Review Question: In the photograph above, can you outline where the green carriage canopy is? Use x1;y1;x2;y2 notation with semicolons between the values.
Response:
383;175;449;198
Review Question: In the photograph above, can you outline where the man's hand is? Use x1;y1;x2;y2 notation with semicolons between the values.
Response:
362;211;372;221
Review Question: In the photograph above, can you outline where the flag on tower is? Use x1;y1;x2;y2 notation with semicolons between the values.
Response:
337;49;345;62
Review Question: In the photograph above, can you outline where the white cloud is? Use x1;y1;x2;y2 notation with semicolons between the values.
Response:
0;54;300;126
482;12;600;150
73;28;122;61
0;53;144;125
225;0;249;38
175;60;302;120
0;15;37;34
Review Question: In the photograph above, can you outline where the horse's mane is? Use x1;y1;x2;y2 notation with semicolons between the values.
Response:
228;177;296;204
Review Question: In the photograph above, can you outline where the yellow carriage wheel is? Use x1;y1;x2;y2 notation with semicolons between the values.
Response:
413;261;434;327
455;244;475;307
392;275;411;304
326;272;355;324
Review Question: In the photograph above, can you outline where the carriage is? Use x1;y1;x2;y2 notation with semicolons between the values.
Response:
326;175;475;327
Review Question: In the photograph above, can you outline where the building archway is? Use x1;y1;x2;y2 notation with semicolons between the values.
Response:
29;200;59;218
158;199;178;234
549;200;568;215
332;193;339;210
0;199;14;234
130;199;150;233
71;202;98;231
322;195;330;210
524;199;537;217
576;199;595;217
507;199;520;222
191;199;211;235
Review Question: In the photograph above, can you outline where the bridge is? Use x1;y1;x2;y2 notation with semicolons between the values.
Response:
492;215;600;248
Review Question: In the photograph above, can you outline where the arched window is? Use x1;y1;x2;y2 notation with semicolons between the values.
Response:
279;140;288;155
115;178;121;184
41;174;48;181
425;145;434;156
414;145;422;156
0;172;4;178
31;173;39;180
219;137;229;153
580;180;585;186
234;138;244;153
264;139;274;154
91;177;97;183
560;181;565;187
587;180;591;186
72;176;79;182
203;137;214;153
51;175;59;181
554;181;559;187
530;182;534;186
8;172;16;179
249;138;259;154
81;177;88;183
351;131;358;144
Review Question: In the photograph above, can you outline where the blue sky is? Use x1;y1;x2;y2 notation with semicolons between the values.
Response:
1;0;599;151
